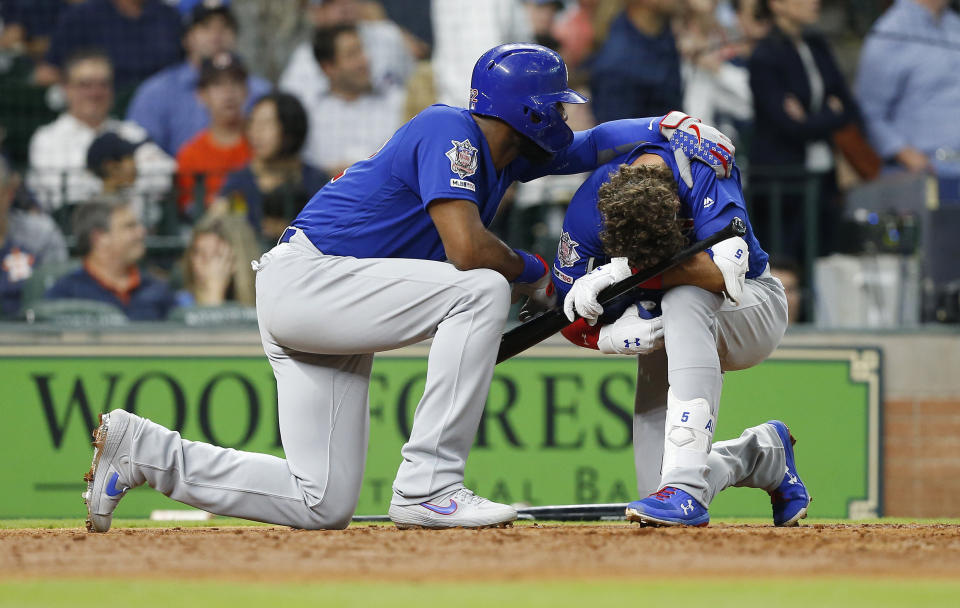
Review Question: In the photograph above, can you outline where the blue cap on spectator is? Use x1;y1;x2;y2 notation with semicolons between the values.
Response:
184;0;237;30
86;132;141;178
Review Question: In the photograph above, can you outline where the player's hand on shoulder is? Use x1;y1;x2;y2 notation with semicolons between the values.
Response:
659;110;735;188
597;303;664;355
710;235;749;305
563;257;632;325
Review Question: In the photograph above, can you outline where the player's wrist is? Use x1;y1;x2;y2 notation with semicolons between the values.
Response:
514;249;548;284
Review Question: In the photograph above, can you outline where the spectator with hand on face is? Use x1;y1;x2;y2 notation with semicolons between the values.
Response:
45;200;174;320
175;214;259;308
176;51;252;215
126;0;271;156
216;93;328;238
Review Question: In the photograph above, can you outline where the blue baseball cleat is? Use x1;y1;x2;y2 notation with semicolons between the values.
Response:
625;487;710;527
767;420;812;526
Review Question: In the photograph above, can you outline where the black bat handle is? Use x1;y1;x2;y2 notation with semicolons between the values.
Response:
495;217;746;364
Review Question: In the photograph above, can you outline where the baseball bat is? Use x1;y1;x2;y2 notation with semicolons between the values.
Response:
496;217;747;363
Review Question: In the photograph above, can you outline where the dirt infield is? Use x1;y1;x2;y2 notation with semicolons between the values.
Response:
3;523;960;582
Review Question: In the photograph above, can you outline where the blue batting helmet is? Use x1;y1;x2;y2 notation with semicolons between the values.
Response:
469;43;587;154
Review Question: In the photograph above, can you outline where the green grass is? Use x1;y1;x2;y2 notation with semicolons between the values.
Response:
3;517;959;530
1;579;958;608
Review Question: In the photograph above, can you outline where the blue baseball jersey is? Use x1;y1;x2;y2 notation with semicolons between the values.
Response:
292;105;668;261
552;133;768;309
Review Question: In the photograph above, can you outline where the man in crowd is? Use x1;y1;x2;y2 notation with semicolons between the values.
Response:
855;0;960;176
280;0;414;111
0;158;68;317
27;49;175;221
302;24;404;176
126;0;271;156
45;200;174;320
176;51;252;214
35;0;182;88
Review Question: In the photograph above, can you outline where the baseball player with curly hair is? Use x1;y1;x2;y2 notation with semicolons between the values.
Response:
83;45;736;532
548;112;812;526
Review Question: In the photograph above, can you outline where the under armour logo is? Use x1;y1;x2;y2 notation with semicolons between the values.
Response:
680;500;694;515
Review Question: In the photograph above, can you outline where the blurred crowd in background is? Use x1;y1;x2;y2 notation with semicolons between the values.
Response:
1;0;959;326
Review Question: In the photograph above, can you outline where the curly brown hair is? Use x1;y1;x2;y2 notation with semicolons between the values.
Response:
597;163;687;271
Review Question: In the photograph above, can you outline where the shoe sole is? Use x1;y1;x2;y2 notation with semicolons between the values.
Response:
82;413;110;533
392;520;515;530
625;507;709;527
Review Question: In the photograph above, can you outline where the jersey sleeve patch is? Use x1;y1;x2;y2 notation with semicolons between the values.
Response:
557;231;581;268
445;138;479;178
450;178;476;191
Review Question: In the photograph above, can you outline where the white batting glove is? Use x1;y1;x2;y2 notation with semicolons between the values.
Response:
659;111;736;188
598;305;664;355
710;236;749;305
563;257;632;325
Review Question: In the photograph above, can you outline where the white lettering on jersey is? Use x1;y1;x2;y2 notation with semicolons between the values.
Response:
450;178;476;191
446;139;479;178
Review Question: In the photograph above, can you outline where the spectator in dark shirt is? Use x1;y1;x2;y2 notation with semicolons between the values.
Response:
748;0;861;260
217;92;328;240
36;0;182;89
0;0;77;62
0;157;68;317
45;200;174;320
589;0;683;123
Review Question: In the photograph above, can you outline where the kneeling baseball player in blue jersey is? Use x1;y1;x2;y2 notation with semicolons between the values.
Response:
83;44;737;532
547;112;812;526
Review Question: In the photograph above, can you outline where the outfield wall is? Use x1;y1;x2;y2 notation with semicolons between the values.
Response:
2;325;957;519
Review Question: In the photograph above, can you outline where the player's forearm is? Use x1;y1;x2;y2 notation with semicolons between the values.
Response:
662;252;724;294
446;228;524;280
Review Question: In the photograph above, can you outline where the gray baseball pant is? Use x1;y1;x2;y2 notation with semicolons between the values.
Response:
124;229;510;528
632;271;790;505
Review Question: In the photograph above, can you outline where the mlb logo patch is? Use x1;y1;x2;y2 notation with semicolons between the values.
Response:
446;139;479;178
557;231;581;268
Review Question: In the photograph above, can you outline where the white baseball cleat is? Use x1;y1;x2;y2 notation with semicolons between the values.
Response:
388;488;517;529
82;410;140;533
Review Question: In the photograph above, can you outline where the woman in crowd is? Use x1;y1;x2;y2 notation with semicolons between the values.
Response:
217;92;328;239
176;214;260;309
748;0;863;262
